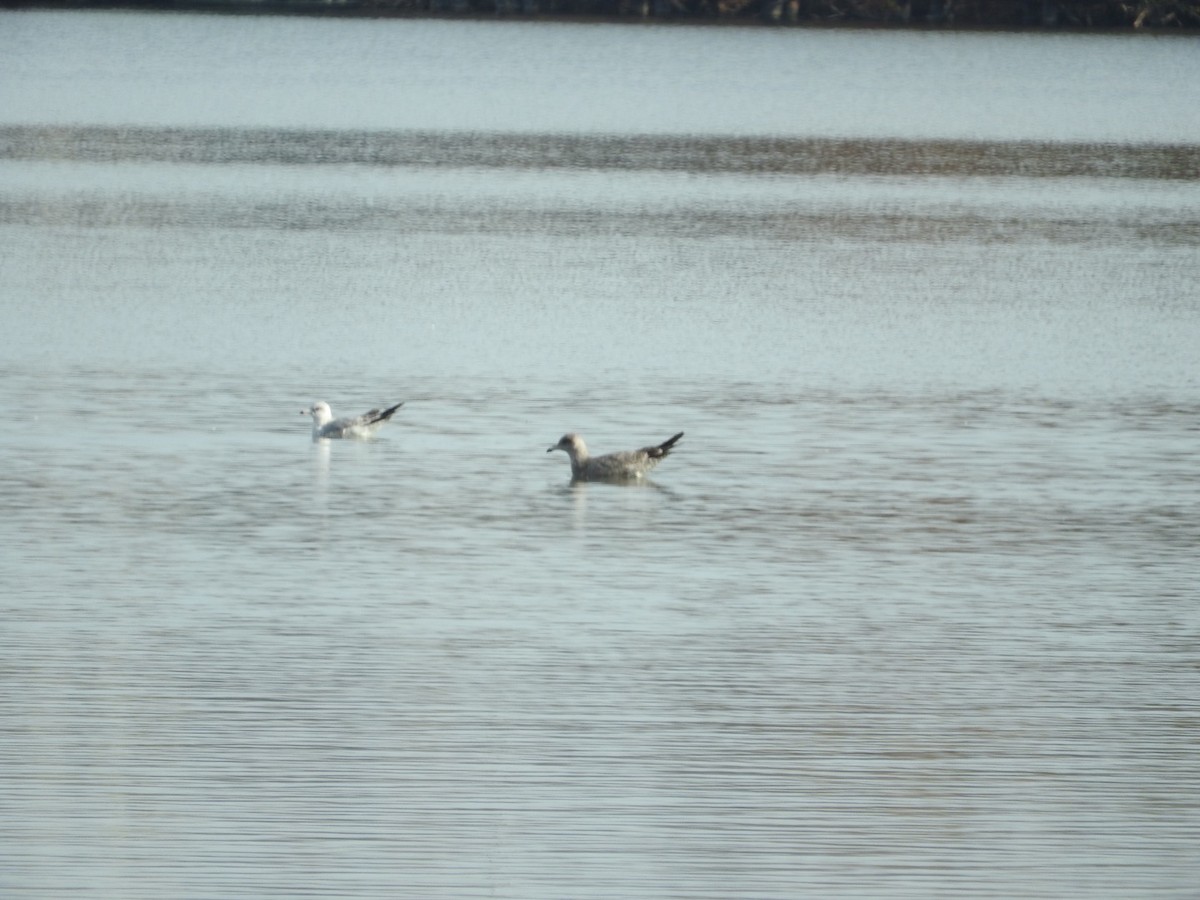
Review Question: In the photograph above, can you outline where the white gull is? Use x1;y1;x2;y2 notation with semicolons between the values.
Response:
302;400;404;441
547;431;683;482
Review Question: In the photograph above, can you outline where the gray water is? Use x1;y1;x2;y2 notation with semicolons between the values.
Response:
2;11;1199;899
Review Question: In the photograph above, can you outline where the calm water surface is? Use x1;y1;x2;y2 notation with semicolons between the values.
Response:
1;11;1198;899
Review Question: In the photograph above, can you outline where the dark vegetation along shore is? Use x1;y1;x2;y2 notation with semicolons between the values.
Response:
5;0;1200;28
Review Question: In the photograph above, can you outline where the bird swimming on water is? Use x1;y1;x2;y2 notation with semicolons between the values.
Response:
547;431;683;481
302;400;404;441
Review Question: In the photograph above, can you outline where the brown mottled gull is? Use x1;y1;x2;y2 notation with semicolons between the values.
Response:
547;431;683;481
302;400;404;441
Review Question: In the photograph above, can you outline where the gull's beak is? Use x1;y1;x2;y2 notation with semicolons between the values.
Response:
300;409;309;416
547;445;558;453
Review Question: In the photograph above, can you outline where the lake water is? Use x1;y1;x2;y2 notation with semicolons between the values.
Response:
1;10;1199;899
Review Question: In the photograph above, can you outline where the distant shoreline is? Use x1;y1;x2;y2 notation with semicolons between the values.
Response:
3;0;1198;31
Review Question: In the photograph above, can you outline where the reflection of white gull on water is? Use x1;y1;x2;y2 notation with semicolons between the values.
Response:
547;432;683;482
302;400;404;441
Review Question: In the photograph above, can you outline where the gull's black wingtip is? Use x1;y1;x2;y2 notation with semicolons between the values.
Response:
649;432;684;459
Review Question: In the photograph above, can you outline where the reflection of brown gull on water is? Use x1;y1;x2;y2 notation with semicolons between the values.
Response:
547;432;683;482
301;400;404;441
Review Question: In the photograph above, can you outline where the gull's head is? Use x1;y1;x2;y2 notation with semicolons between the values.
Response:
304;401;333;426
548;433;585;456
